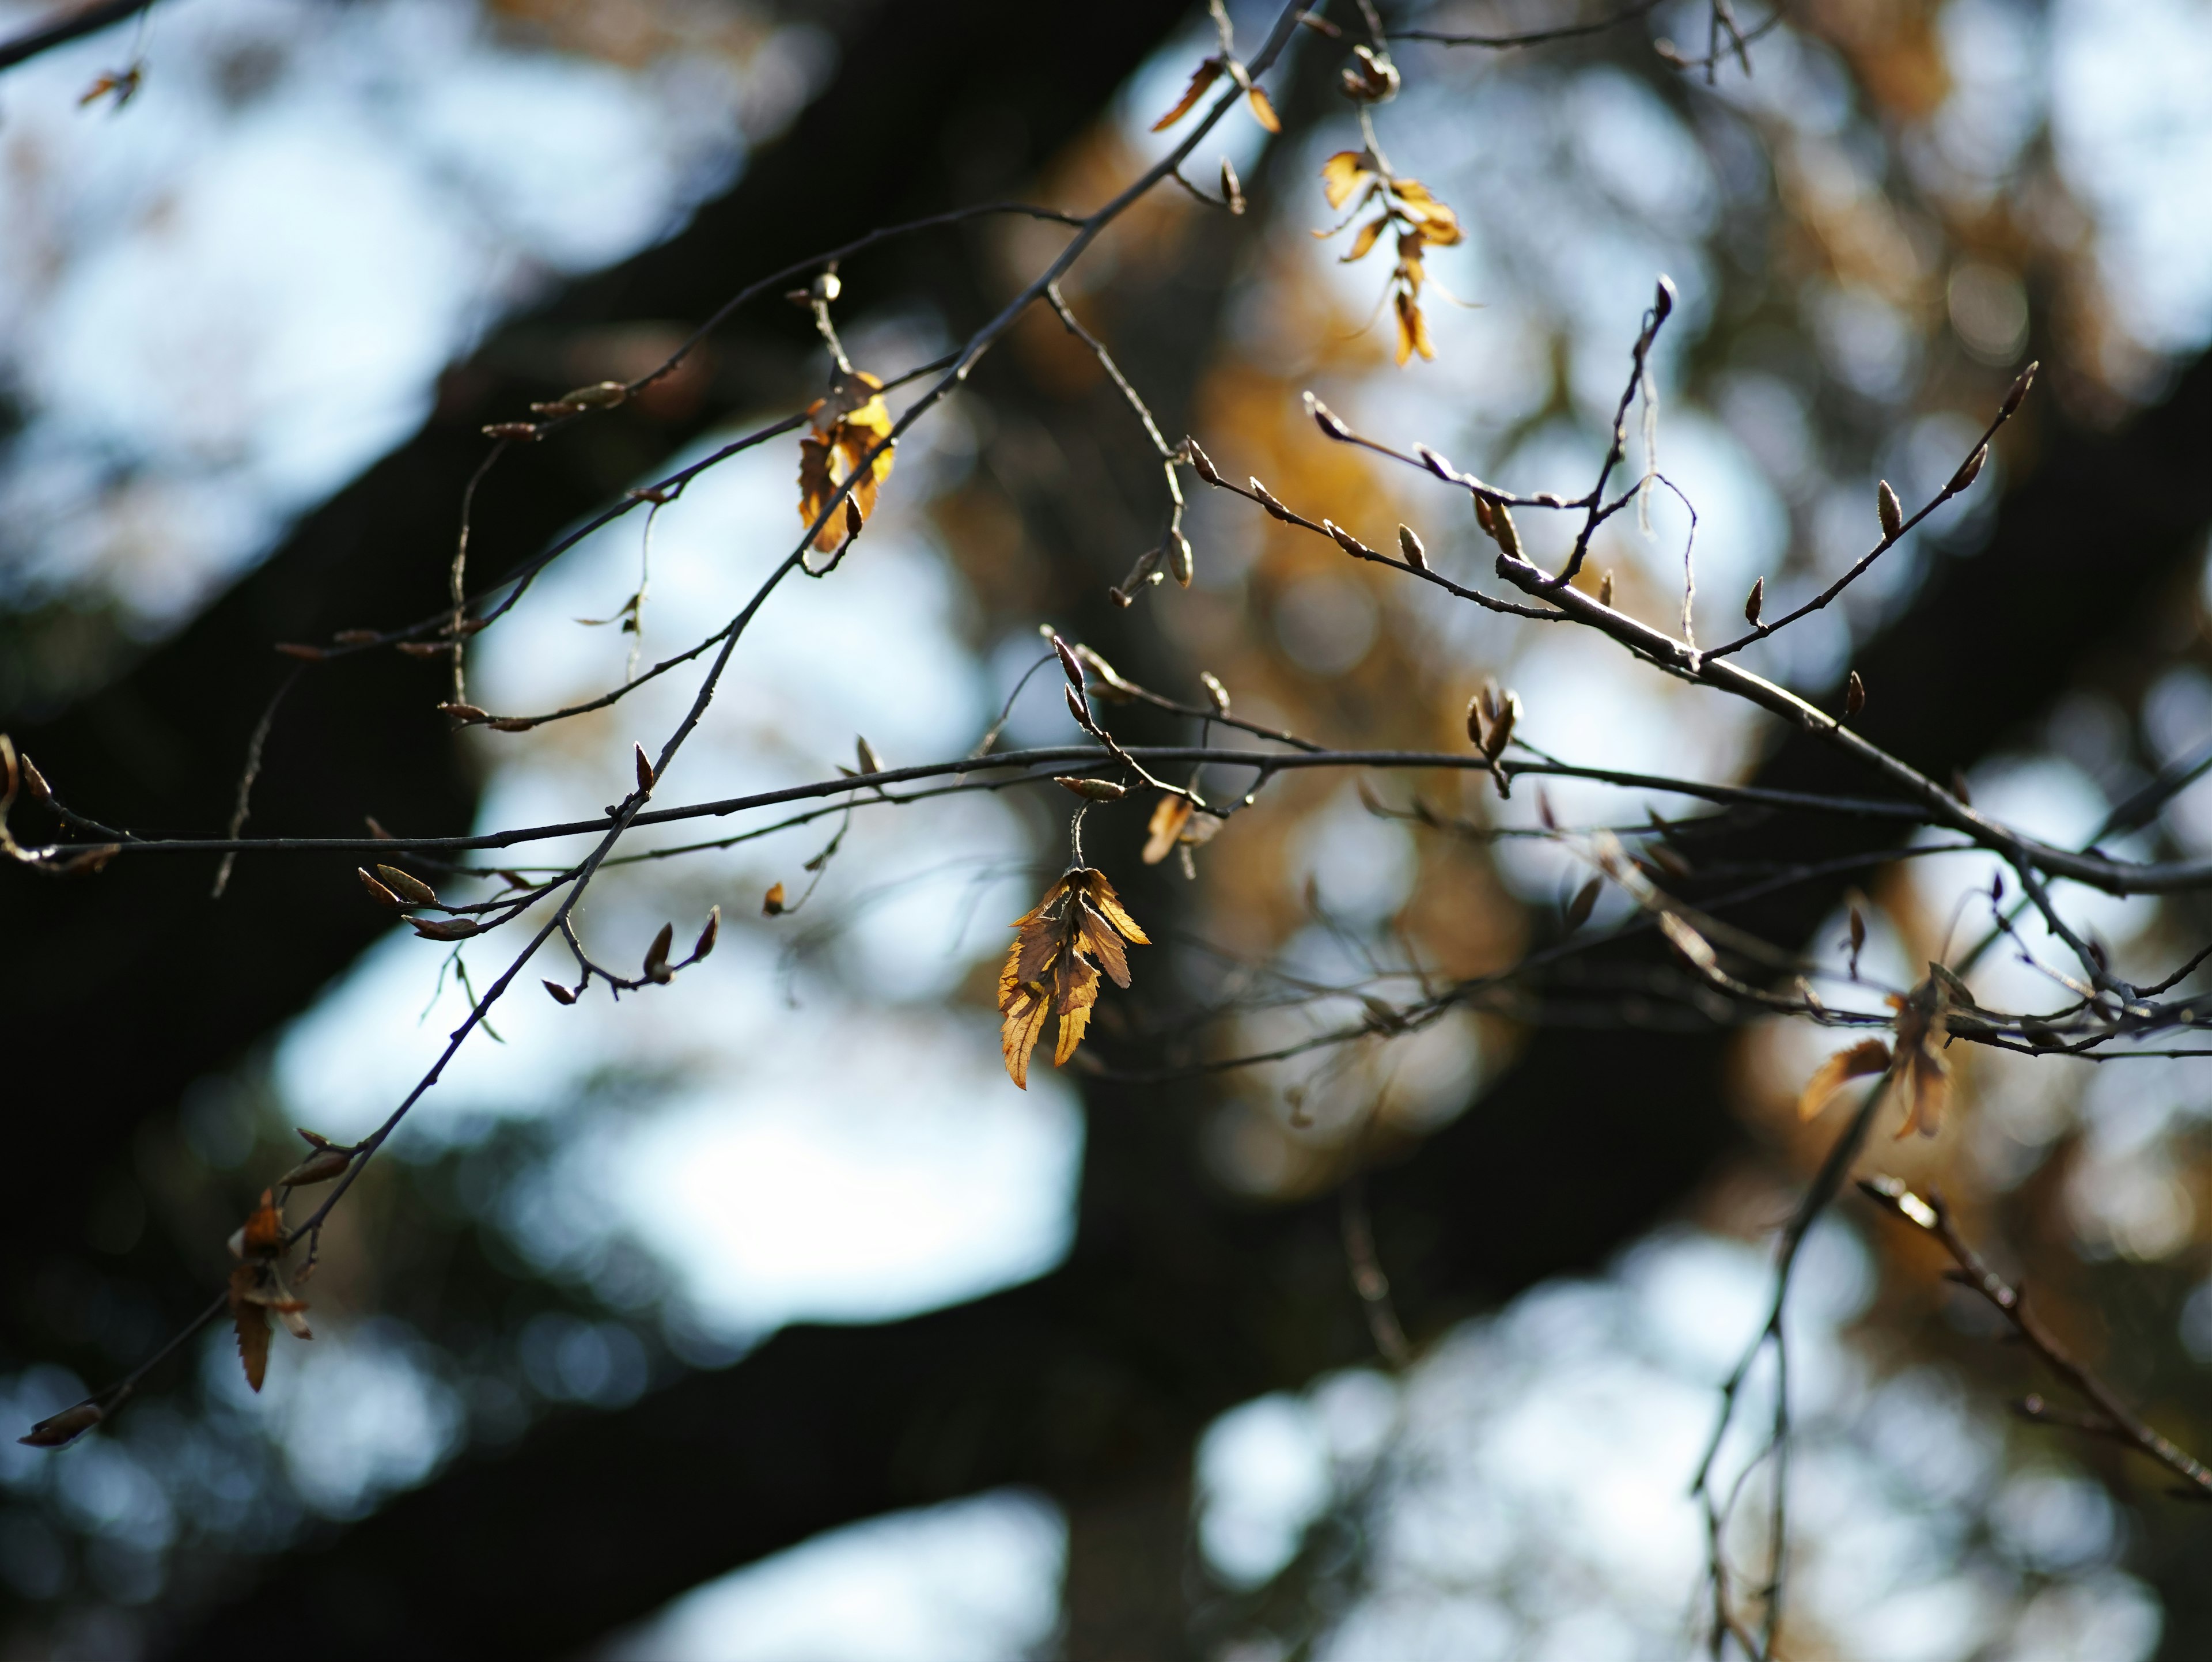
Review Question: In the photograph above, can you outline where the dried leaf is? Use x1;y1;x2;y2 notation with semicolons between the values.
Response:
1320;150;1374;210
240;1190;284;1258
1150;56;1222;130
230;1264;272;1392
763;882;787;917
797;372;896;552
997;868;1146;1087
643;923;675;983
1565;876;1602;932
358;868;405;909
1392;180;1463;245
1143;794;1194;864
1244;85;1280;132
1394;291;1434;365
1889;976;1952;1138
1798;1039;1893;1119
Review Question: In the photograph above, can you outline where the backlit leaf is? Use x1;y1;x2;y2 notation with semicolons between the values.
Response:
1150;57;1222;130
1798;1039;1893;1119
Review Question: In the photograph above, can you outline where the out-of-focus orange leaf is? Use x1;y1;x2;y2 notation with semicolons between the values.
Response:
1321;150;1375;210
998;868;1147;1087
241;1190;283;1258
797;372;896;552
1392;180;1463;245
78;67;142;109
1798;1039;1892;1119
1143;795;1193;864
1888;976;1952;1137
1394;291;1433;365
230;1265;272;1392
1341;216;1388;263
1150;57;1222;130
1245;85;1281;132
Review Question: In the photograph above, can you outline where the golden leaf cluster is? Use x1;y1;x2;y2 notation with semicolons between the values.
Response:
1798;974;1952;1138
999;868;1149;1088
797;372;895;552
1318;150;1465;365
1150;55;1280;136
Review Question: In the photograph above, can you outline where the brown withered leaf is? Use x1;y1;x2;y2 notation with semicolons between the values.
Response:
998;868;1148;1088
1394;290;1433;366
240;1190;283;1258
797;372;896;552
230;1264;272;1392
1342;215;1388;263
1888;975;1952;1138
1798;1039;1893;1120
1150;56;1222;130
1143;795;1193;864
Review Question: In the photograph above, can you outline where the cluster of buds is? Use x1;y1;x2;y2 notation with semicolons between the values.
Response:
1464;679;1521;796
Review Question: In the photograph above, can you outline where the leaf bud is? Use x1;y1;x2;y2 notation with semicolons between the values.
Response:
1652;275;1676;323
1598;569;1615;607
1304;392;1354;441
1219;157;1245;215
634;744;656;793
762;882;787;916
1199;671;1231;717
1052;635;1086;691
278;1148;351;1188
1949;445;1988;493
1744;576;1764;627
357;868;405;908
1483;692;1520;762
488;717;540;732
1324;520;1374;558
480;422;541;441
1169;531;1195;588
811;271;842;304
1487;501;1523;561
2001;360;2039;417
1565;876;1601;931
1877;480;1903;539
374;864;437;906
437;703;489;722
855;735;884;776
1249;478;1294;521
1472;493;1496;536
1396;525;1428;570
0;734;14;800
411;917;481;941
19;1401;103;1449
334;629;380;645
1054;776;1128;802
1074;645;1138;701
1950;767;1973;808
1065;684;1098;733
643;922;675;984
694;905;721;961
1183;438;1220;483
20;754;51;802
274;642;328;661
1844;670;1866;717
559;380;628;409
543;979;577;1005
1465;693;1487;749
395;641;450;658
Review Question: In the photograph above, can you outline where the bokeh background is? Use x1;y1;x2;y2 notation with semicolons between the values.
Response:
5;0;2212;1656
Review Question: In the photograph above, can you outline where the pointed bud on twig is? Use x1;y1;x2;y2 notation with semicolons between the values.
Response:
1949;445;1988;493
19;1401;103;1449
1565;876;1601;932
411;917;481;941
1074;645;1137;701
358;868;406;908
1652;275;1676;323
1219;156;1245;215
1487;501;1523;562
1598;569;1615;607
488;717;539;732
694;906;720;961
1744;576;1764;627
1324;520;1374;558
274;643;328;661
762;881;786;915
634;744;656;794
1065;684;1098;733
1250;479;1295;521
2001;361;2039;418
1950;768;1974;808
1396;525;1427;570
543;979;577;1005
1184;438;1220;483
1844;671;1866;717
334;630;380;645
20;754;51;802
0;734;15;800
1304;392;1353;442
366;816;394;839
1465;694;1487;749
1169;531;1194;588
1483;692;1520;762
1472;493;1496;536
1053;635;1085;691
855;735;884;777
643;922;675;984
278;1148;351;1188
374;864;437;906
1055;777;1128;801
1415;444;1457;482
1199;671;1231;717
437;703;489;722
1535;787;1556;831
1877;480;1903;540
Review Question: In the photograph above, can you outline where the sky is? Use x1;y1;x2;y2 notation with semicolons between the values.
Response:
4;0;2212;1655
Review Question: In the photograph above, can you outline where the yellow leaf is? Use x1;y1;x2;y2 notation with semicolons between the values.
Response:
798;372;896;552
1321;150;1373;210
997;868;1145;1084
1078;869;1150;944
1142;795;1192;864
1150;57;1222;130
1341;215;1388;263
1797;1039;1892;1119
1245;85;1281;133
1394;293;1433;365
